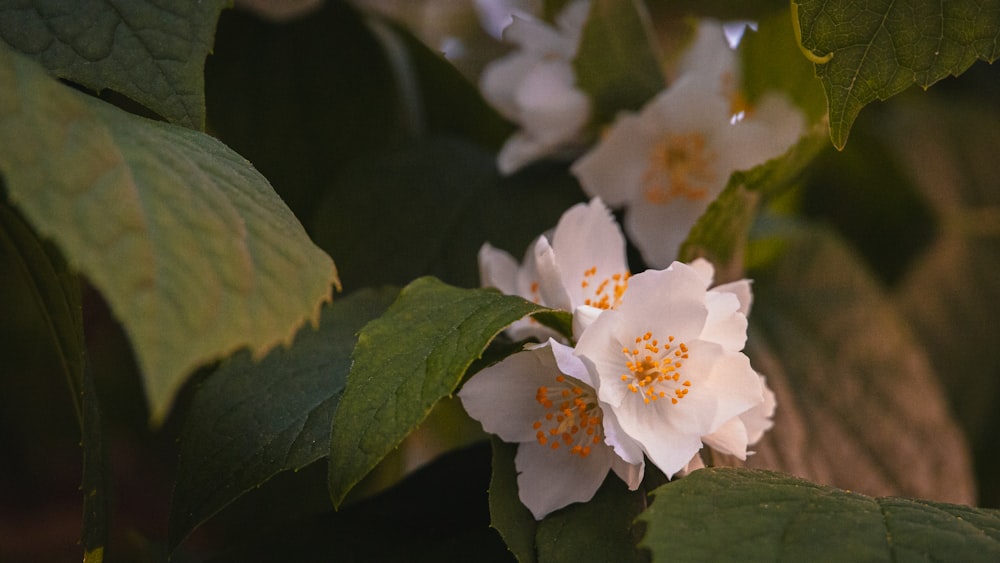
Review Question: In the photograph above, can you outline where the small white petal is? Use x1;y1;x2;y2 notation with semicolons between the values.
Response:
534;236;572;311
688;258;716;287
572;304;602;339
479;243;521;295
712;279;754;315
515;439;612;519
601;402;646;469
743;374;777;445
516;61;590;144
546;339;595;388
676;452;705;477
702;416;750;459
722;20;757;49
701;290;748;352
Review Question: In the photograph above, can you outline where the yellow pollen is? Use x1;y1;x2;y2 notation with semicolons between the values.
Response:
642;132;717;205
620;332;694;408
533;372;606;458
580;267;631;310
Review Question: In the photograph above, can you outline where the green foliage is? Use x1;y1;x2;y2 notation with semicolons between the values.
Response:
168;288;398;549
0;200;106;562
887;94;1000;507
640;468;1000;561
327;278;554;506
0;44;339;422
574;0;666;125
794;0;1000;148
748;227;975;504
741;8;828;124
679;128;829;271
0;0;227;130
490;438;538;563
310;137;585;291
3;0;1000;559
488;436;648;563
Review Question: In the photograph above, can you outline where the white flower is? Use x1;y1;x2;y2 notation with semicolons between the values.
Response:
571;21;804;269
458;339;644;520
573;261;766;478
479;197;628;341
480;0;592;174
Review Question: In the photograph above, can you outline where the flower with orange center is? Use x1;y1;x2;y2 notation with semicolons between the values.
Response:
458;339;643;519
480;197;629;341
570;21;804;269
574;261;765;478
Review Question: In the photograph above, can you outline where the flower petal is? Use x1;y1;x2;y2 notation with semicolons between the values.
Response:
514;439;613;519
458;348;553;443
701;290;748;352
702;415;750;459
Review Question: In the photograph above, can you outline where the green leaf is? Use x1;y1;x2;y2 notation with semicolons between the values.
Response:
488;436;649;563
741;7;829;124
204;2;404;220
678;128;829;272
535;477;648;563
640;468;1000;562
327;277;551;507
0;45;339;423
489;438;538;563
0;199;107;562
574;0;666;126
794;0;1000;149
168;288;397;549
310;136;584;291
384;18;514;150
746;227;976;504
0;0;227;130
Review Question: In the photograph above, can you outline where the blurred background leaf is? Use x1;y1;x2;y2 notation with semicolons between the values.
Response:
745;226;976;505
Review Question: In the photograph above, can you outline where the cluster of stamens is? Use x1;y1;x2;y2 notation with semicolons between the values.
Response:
533;374;603;457
580;266;630;310
620;332;692;405
642;132;717;205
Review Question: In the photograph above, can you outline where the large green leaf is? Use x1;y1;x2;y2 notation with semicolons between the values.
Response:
327;277;551;507
640;468;1000;561
746;227;975;504
0;45;339;423
574;0;666;126
168;288;398;549
0;200;107;562
886;94;1000;507
0;0;227;130
794;0;1000;148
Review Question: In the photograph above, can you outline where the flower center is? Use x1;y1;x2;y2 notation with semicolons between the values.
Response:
619;332;692;405
533;374;603;457
642;132;716;205
580;266;630;310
